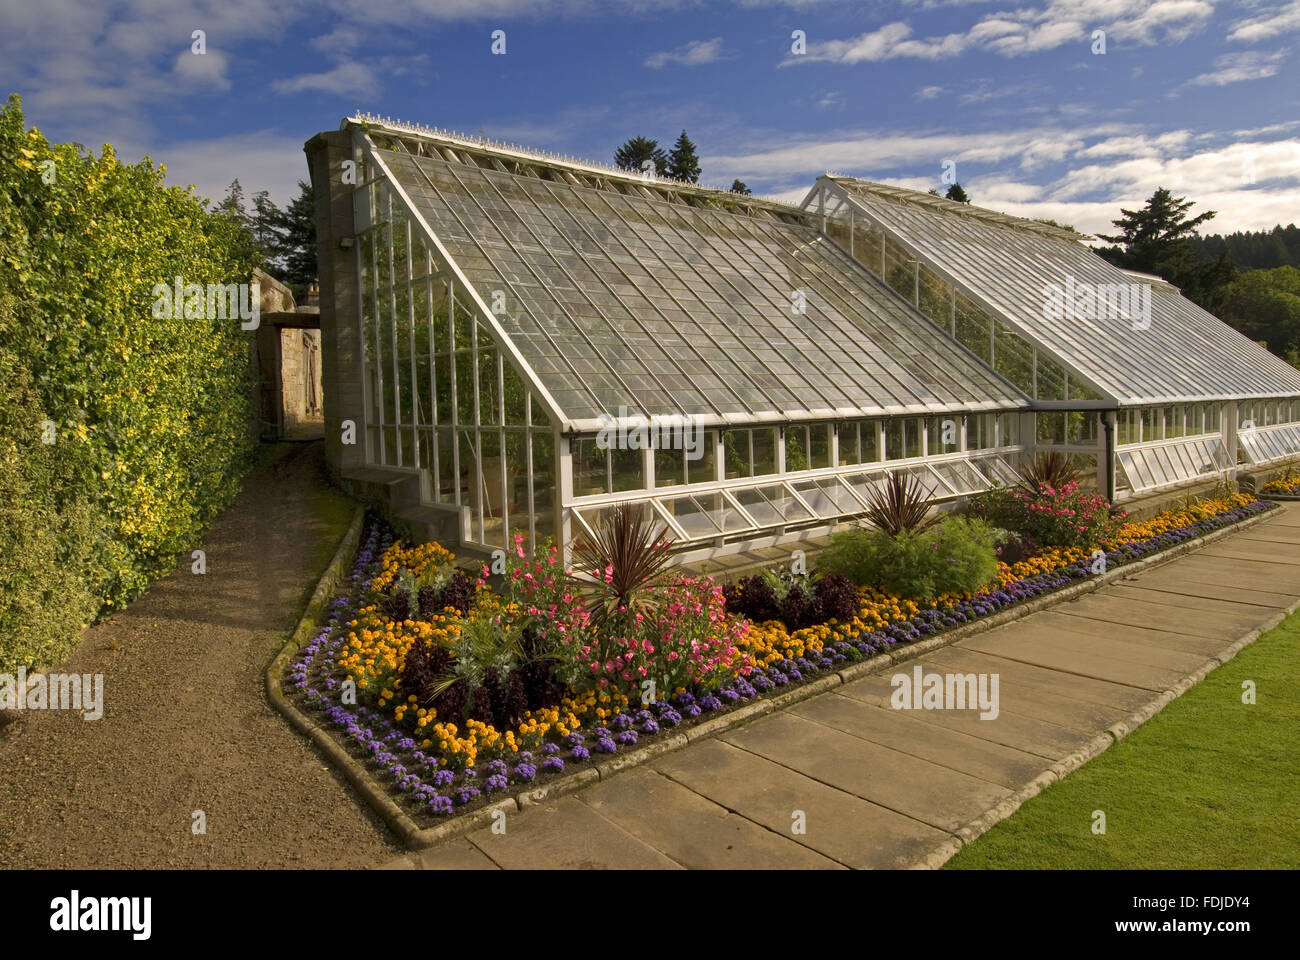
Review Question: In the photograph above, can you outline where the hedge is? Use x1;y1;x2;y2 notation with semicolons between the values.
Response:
0;94;260;672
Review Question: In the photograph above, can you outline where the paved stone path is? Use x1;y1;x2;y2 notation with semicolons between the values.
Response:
382;504;1300;870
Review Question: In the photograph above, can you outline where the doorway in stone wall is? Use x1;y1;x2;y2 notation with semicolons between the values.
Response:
279;326;325;440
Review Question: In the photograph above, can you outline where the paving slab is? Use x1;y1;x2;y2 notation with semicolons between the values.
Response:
987;614;1220;666
1106;581;1288;613
1045;595;1248;641
836;671;1096;758
1119;573;1295;609
466;797;683;870
958;629;1188;690
415;838;500;870
578;767;842;869
1197;542;1300;567
1143;554;1300;594
721;712;1012;832
921;646;1155;712
790;693;1048;789
652;739;950;869
848;655;1129;734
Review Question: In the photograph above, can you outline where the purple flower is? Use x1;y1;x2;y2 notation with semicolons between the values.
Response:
542;756;564;772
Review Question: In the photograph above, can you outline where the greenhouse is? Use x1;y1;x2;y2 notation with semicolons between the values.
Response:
305;115;1300;563
807;176;1300;501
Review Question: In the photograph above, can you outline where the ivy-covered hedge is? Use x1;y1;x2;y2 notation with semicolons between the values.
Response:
0;94;259;672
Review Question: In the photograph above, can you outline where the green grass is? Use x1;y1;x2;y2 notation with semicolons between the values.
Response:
946;610;1300;869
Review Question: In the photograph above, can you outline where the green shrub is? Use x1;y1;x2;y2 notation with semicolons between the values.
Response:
0;95;259;671
0;293;106;670
820;515;1000;602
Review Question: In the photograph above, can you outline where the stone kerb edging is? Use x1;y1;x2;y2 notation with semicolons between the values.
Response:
265;504;1279;852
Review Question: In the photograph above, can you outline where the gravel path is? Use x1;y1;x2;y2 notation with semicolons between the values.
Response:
0;442;403;868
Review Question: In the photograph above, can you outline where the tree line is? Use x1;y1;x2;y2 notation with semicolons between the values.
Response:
1093;188;1300;366
214;179;317;300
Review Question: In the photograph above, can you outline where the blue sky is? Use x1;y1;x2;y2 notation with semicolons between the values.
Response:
2;0;1298;235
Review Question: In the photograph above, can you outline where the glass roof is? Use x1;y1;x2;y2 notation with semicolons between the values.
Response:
821;177;1300;406
372;144;1028;430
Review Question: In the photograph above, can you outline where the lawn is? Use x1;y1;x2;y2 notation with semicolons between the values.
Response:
946;607;1300;869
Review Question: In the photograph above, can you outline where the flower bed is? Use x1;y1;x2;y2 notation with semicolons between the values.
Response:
284;493;1272;825
1260;474;1300;495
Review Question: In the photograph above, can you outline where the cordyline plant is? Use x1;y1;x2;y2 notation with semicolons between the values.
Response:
1018;449;1080;495
570;502;675;627
864;470;933;536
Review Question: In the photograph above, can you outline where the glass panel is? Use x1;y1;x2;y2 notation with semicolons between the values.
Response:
884;419;904;461
996;413;1019;447
1165;405;1183;439
1141;407;1159;442
722;429;749;479
573;435;609;496
790;478;857;518
654;443;685;489
531;430;556;547
993;320;1035;395
1149;446;1175;484
931;459;987;494
954;291;992;364
837;422;860;466
904;418;922;459
844;470;890;505
610;445;645;492
785;425;809;473
851;214;884;277
927;415;960;455
917;264;953;329
860;420;880;462
503;360;527;425
732;484;816;525
809;424;831;469
1036;353;1066;401
883;235;915;303
687;430;717;484
752;427;778;477
659;495;725;539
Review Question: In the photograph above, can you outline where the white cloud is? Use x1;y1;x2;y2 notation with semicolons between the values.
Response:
1188;48;1289;85
1228;1;1300;42
271;60;379;97
783;0;1218;64
171;48;231;91
644;37;727;69
914;84;947;99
